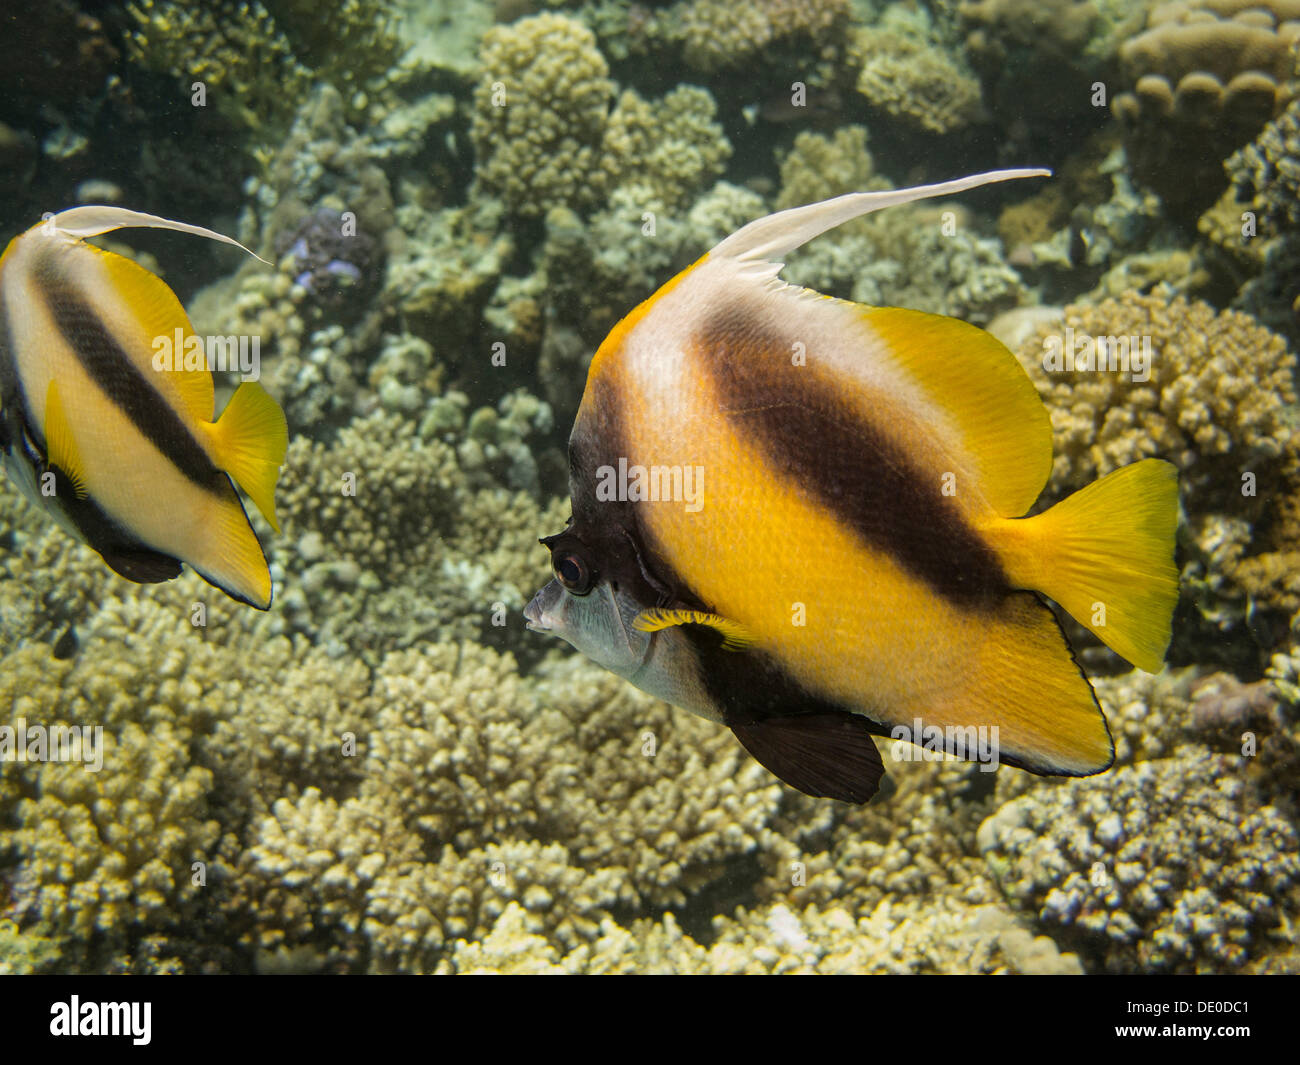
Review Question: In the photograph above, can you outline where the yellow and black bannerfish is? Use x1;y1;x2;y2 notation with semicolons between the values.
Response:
525;169;1180;804
0;206;287;609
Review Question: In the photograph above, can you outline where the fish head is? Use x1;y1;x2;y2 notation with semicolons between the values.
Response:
524;528;655;680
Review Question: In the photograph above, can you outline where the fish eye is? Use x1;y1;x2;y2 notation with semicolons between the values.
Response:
553;550;594;596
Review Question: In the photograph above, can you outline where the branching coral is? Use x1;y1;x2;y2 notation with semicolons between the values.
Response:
1225;93;1300;345
851;28;984;135
978;748;1300;972
470;14;730;219
126;0;401;139
656;0;848;74
599;86;730;210
1014;291;1296;508
126;0;311;134
1012;291;1299;651
775;125;884;212
4;0;1300;979
471;14;615;218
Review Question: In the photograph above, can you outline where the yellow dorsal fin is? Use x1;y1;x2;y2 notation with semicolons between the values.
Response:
84;242;214;423
198;382;288;533
43;380;88;499
633;607;756;651
862;307;1054;518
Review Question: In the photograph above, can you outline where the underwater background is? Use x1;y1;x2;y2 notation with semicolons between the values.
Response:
1;0;1298;975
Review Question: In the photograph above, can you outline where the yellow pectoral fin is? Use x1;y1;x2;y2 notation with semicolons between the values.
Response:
199;382;288;533
633;607;756;651
43;381;88;499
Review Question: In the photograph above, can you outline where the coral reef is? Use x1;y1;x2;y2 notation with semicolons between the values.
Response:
1226;93;1300;345
3;0;1300;979
1012;291;1300;655
851;27;984;135
470;14;729;219
774;125;884;212
654;0;849;74
1112;0;1300;223
959;0;1133;142
125;0;401;137
1228;91;1300;235
978;748;1300;972
1014;292;1296;511
598;85;731;210
471;14;614;218
767;126;1029;324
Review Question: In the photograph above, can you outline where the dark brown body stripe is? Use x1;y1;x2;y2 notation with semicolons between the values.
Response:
0;280;19;454
566;372;686;611
695;304;1009;610
36;255;227;495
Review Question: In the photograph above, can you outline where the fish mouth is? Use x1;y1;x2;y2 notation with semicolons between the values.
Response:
523;587;551;633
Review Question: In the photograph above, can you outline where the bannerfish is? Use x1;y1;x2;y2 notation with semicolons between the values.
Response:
0;207;287;609
525;169;1179;804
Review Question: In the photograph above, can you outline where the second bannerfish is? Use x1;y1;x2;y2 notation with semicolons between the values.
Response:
0;207;287;609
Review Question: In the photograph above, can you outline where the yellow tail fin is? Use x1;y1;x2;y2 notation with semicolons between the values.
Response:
201;383;288;533
994;459;1179;673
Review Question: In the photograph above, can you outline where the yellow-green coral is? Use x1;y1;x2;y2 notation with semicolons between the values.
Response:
977;748;1300;972
471;14;615;217
600;86;730;210
1013;291;1300;645
127;0;310;133
126;0;401;138
263;0;401;91
0;631;222;970
470;15;731;218
1013;291;1297;508
851;28;984;135
660;0;848;74
775;125;885;213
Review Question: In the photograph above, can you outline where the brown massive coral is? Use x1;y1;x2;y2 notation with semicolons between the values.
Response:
1112;0;1300;224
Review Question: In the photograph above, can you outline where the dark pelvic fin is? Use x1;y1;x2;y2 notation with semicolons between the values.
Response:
730;711;886;804
99;545;183;584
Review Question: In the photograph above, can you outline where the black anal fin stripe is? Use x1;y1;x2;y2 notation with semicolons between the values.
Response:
730;711;886;804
